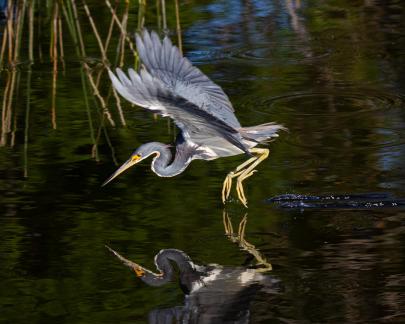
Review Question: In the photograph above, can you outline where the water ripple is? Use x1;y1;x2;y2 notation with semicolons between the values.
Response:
190;43;332;66
242;89;405;150
247;90;404;117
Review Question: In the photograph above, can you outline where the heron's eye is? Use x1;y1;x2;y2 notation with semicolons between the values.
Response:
131;154;141;162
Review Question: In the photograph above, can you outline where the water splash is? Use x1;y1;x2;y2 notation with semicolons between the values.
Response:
267;192;405;209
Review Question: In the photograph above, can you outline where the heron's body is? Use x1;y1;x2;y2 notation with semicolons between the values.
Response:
105;30;285;206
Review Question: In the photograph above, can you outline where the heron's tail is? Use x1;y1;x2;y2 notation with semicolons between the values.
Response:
239;122;286;143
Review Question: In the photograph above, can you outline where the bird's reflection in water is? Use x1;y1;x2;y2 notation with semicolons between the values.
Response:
107;213;279;323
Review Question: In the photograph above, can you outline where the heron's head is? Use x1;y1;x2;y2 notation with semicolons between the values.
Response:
105;245;170;287
102;143;162;186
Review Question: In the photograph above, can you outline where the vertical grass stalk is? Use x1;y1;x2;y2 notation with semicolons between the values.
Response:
174;0;182;54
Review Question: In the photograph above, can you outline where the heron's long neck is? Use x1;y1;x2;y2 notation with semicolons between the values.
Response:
151;143;192;177
141;249;196;289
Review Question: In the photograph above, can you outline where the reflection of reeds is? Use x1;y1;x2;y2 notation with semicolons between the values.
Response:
24;70;32;177
51;63;58;129
51;2;59;129
80;67;98;161
1;70;18;147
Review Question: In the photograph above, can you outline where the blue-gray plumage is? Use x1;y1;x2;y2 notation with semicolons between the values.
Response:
104;30;285;206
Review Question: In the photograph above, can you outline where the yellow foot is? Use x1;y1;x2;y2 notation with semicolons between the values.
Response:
222;172;234;204
222;169;249;206
221;148;269;207
236;170;257;207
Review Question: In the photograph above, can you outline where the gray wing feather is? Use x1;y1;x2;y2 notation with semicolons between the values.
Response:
109;68;249;154
136;30;241;128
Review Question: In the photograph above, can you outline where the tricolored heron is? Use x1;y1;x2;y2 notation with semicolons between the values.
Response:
104;30;285;206
106;246;280;323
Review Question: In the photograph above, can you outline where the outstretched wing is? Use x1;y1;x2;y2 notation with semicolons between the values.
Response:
109;68;249;154
135;30;241;128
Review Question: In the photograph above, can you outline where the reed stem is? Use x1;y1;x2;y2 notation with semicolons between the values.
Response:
137;0;146;30
70;0;86;57
14;0;27;65
119;1;129;67
7;0;14;65
83;1;108;63
1;72;11;146
112;87;126;126
0;27;8;69
156;0;161;30
174;0;182;55
103;4;116;55
104;0;137;58
83;63;116;127
161;0;167;31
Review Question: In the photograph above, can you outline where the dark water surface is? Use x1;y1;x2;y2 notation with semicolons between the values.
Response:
1;0;405;323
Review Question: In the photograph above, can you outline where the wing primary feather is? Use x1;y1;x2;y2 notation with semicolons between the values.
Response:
160;40;167;72
116;68;132;87
109;68;249;154
127;68;138;85
151;31;162;70
135;35;150;67
144;31;158;68
111;30;250;152
135;29;239;129
163;36;172;71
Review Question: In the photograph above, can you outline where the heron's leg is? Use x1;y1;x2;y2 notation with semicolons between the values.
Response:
223;212;272;272
222;155;258;203
238;215;255;250
235;148;270;207
223;210;234;238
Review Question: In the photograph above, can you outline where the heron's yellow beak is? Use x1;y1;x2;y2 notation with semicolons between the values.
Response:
102;155;142;186
105;245;146;277
133;266;146;277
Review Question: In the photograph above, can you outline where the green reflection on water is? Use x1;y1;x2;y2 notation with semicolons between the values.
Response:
1;0;405;323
